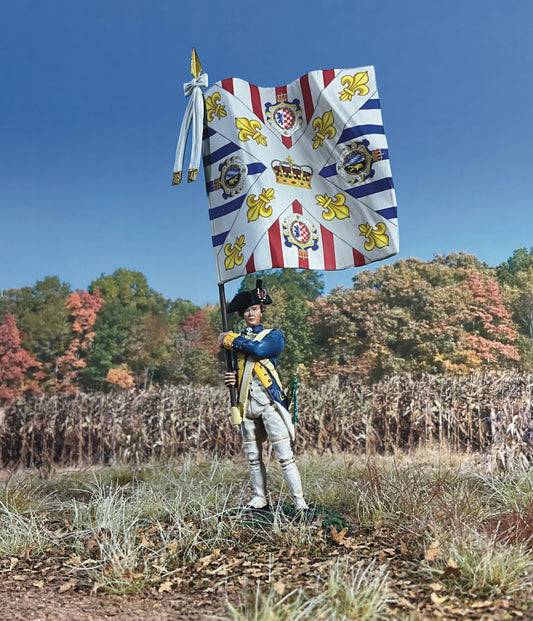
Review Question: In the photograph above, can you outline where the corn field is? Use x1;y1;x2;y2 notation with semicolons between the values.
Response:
1;372;532;473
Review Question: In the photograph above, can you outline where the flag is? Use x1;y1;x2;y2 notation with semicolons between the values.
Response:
202;66;399;284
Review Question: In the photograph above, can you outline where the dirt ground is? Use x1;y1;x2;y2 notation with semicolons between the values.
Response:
0;577;227;621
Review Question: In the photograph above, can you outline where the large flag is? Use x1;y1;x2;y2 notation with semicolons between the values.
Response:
177;64;399;285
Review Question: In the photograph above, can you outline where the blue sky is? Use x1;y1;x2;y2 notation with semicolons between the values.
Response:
1;1;532;306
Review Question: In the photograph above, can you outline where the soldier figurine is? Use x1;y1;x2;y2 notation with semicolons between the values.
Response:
218;280;308;511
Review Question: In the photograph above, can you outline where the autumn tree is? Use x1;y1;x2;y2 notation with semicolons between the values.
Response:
0;313;41;404
54;289;105;393
105;365;135;389
174;308;220;385
459;271;519;368
125;313;173;386
310;254;519;382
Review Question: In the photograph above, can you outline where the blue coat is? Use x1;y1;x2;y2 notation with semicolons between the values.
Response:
227;324;287;407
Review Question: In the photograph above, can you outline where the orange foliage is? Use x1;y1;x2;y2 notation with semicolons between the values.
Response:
55;288;105;393
0;313;41;404
105;365;135;389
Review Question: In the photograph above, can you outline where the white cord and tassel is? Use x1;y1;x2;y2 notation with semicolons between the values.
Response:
172;48;208;185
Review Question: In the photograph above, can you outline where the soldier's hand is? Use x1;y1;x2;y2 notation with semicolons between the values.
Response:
218;332;230;347
224;371;236;386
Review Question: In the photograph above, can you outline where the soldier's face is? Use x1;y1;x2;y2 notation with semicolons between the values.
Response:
243;304;262;328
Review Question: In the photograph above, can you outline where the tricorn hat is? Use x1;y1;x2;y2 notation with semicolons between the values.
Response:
227;279;273;313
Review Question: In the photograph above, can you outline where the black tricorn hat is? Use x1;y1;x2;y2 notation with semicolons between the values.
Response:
227;279;273;313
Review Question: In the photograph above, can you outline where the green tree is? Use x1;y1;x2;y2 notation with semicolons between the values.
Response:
0;277;72;371
84;269;168;387
497;247;533;285
499;259;533;370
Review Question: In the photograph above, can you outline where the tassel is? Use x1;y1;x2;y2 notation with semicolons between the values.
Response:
173;50;208;185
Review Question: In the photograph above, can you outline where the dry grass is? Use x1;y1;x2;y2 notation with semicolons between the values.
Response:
1;372;532;474
1;452;533;618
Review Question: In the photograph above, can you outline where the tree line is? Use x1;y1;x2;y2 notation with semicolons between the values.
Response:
1;248;533;404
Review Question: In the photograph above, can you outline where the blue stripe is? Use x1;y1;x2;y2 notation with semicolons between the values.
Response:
361;98;380;110
209;195;246;221
321;164;337;178
212;231;229;247
339;124;384;144
247;162;267;175
346;177;394;199
203;142;240;167
376;206;398;220
203;126;216;139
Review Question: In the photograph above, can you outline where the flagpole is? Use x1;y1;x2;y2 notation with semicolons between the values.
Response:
218;283;242;425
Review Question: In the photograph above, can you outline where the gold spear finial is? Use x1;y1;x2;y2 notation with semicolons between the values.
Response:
191;47;202;79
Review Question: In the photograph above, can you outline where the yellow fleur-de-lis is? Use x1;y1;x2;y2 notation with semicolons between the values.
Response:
359;222;389;251
235;118;267;146
224;235;246;270
316;193;350;221
339;72;370;101
246;188;275;222
205;92;227;121
312;110;337;149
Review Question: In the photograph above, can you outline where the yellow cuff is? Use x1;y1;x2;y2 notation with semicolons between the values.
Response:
223;332;238;349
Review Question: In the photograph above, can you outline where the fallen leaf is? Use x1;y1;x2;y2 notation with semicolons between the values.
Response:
430;592;448;605
272;581;286;596
8;557;18;572
425;540;440;561
33;581;45;588
330;526;349;545
58;580;76;593
396;596;415;610
194;548;221;571
158;580;173;593
447;556;458;568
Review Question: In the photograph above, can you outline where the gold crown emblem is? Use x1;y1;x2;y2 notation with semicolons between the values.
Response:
271;156;313;189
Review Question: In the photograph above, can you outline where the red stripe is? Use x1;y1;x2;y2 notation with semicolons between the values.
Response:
268;219;284;268
282;135;292;148
221;78;234;95
320;226;337;271
246;253;255;274
275;86;292;148
353;248;366;267
250;83;264;122
299;73;314;124
323;69;335;88
299;250;309;270
291;201;308;269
